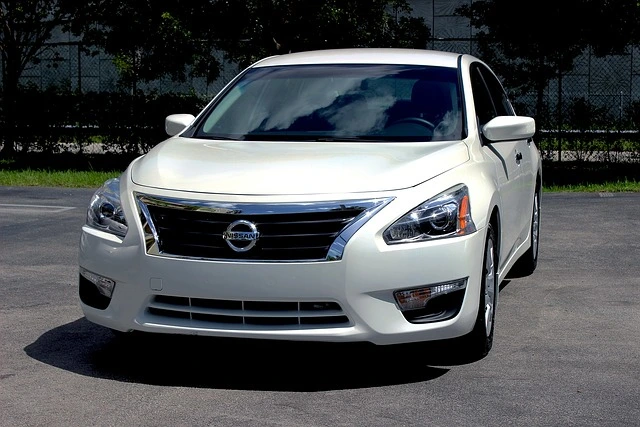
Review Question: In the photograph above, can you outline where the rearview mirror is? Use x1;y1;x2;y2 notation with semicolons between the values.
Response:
482;116;535;142
165;114;196;136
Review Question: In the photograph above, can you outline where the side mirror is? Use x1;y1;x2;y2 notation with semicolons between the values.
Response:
165;114;196;136
482;116;535;142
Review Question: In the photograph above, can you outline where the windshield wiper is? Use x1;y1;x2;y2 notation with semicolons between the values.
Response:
192;135;242;141
311;136;389;142
242;134;390;142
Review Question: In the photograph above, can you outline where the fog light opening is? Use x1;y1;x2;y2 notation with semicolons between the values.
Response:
394;278;467;312
80;268;116;298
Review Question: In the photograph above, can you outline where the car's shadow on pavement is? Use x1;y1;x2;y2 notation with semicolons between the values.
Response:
23;318;489;391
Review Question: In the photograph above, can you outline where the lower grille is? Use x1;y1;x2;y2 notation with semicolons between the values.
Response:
146;295;351;329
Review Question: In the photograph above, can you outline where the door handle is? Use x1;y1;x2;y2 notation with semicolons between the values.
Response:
515;152;523;163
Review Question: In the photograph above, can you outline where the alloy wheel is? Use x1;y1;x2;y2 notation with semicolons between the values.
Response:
484;235;496;336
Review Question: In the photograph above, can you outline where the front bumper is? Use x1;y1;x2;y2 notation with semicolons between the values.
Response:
79;218;486;346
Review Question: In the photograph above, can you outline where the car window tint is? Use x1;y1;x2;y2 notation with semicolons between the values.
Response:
470;65;496;126
195;64;463;142
479;65;514;116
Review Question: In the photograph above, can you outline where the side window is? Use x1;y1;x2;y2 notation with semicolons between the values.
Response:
470;66;495;126
479;65;515;116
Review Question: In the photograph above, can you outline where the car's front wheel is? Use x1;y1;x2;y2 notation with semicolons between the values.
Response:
458;223;498;360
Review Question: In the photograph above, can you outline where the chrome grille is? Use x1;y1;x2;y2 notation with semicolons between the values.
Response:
136;194;392;261
146;295;351;329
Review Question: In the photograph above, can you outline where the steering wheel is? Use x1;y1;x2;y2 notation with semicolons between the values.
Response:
388;117;435;129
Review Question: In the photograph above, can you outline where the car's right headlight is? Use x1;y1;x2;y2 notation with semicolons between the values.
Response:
86;177;128;237
383;184;476;244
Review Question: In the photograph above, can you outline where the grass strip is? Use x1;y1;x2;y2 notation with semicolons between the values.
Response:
543;179;640;193
0;169;120;188
1;169;639;192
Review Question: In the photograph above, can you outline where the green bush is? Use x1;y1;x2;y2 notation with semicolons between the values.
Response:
4;85;207;155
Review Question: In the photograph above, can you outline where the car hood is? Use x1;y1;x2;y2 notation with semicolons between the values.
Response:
130;138;469;195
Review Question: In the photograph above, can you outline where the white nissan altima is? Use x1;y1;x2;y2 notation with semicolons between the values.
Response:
79;48;541;359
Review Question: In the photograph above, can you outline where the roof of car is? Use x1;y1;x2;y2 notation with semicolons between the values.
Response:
253;48;462;68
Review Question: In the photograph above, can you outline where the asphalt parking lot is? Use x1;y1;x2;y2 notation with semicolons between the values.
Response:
1;186;639;427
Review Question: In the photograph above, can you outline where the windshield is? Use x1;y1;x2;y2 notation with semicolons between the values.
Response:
194;64;463;142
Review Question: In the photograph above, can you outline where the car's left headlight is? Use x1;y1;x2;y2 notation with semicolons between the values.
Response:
383;184;476;244
86;177;128;237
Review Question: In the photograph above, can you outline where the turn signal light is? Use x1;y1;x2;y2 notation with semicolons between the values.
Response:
80;268;116;298
394;278;467;311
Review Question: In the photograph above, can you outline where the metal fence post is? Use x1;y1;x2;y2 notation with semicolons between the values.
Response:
557;63;563;162
77;43;82;93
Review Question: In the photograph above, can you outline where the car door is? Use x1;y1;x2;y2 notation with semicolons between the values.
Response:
470;63;531;266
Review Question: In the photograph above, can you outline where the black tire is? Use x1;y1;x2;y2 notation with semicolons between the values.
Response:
510;189;540;277
110;328;151;343
457;223;498;361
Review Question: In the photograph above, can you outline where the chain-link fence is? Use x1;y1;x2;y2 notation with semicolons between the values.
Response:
427;38;640;162
0;42;238;97
2;39;639;161
6;40;639;115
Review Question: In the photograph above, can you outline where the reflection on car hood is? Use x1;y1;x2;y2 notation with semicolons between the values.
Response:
131;138;469;195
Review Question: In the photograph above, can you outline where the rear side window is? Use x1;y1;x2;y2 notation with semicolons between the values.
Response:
479;65;514;116
470;66;496;126
469;62;515;127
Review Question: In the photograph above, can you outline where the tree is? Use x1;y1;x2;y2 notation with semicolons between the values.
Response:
456;0;639;125
64;0;223;92
214;0;430;68
583;0;640;56
69;0;430;82
0;0;70;157
66;0;430;87
2;0;430;157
